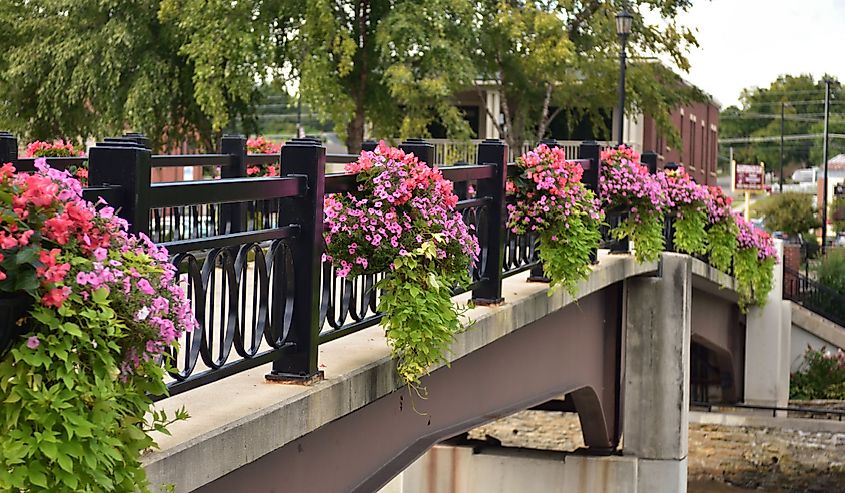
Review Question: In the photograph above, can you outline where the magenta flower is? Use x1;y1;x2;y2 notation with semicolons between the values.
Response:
26;336;39;349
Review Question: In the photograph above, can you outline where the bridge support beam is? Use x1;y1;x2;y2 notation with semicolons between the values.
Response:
744;240;790;410
623;253;691;493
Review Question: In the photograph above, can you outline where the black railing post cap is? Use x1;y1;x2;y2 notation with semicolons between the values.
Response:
286;138;323;147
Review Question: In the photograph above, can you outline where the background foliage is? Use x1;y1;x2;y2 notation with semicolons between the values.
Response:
1;0;705;153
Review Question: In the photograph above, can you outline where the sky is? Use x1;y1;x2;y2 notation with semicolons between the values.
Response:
666;0;845;108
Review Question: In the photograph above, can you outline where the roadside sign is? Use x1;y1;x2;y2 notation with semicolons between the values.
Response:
733;162;765;192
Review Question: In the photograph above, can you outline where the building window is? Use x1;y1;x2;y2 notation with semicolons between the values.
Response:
689;120;696;168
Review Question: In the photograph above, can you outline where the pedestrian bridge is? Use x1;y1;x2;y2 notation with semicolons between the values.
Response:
142;250;790;493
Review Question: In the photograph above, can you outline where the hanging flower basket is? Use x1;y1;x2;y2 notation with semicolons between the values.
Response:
0;159;195;492
507;144;603;295
323;141;478;386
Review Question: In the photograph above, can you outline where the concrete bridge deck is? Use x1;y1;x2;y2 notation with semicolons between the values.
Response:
143;252;784;493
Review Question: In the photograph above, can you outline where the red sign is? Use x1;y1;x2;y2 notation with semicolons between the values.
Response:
734;163;765;191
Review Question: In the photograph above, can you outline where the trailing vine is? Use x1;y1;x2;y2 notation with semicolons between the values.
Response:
323;142;478;386
507;144;603;296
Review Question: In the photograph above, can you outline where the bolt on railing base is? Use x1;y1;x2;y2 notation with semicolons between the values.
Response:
527;264;551;283
265;370;325;386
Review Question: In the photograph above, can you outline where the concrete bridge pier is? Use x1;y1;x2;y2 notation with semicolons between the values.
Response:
623;253;691;493
744;240;791;410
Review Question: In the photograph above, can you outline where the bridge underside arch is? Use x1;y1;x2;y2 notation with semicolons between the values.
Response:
690;287;744;403
196;284;624;493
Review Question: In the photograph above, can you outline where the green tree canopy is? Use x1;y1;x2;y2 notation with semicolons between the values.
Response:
473;0;705;152
719;74;845;170
163;0;478;153
0;0;259;151
756;192;820;237
1;0;705;155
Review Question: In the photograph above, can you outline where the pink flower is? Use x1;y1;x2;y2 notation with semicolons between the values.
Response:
26;336;40;349
137;278;155;295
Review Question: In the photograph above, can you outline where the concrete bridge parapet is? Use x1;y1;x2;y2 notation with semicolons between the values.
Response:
143;252;784;493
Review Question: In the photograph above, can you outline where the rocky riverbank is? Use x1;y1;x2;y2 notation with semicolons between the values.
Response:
467;410;845;492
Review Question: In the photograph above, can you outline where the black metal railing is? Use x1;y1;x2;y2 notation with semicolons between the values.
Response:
692;401;845;421
0;133;644;396
783;266;845;328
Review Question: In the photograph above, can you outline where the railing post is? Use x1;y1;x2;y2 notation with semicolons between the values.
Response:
361;139;378;152
88;142;152;235
399;138;435;166
472;139;508;305
220;134;247;234
266;138;326;384
641;151;658;175
662;161;678;252
0;132;18;166
579;140;603;262
123;132;151;149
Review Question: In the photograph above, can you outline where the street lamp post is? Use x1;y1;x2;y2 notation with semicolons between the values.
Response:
615;9;633;147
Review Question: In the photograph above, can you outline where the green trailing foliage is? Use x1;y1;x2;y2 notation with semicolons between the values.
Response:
705;221;738;274
733;248;775;310
537;190;604;297
0;290;188;492
380;242;469;387
614;212;665;263
672;206;708;256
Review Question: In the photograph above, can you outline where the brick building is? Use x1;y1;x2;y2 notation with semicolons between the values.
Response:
619;98;721;185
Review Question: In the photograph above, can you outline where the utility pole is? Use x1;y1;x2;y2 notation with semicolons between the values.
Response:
780;101;785;192
822;78;831;255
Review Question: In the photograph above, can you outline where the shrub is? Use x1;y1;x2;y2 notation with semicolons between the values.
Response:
757;192;819;238
790;346;845;400
816;249;845;295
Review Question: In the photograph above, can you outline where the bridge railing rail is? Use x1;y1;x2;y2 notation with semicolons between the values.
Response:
0;133;658;395
783;266;845;328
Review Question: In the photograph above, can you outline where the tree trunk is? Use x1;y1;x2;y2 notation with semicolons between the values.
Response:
346;106;366;154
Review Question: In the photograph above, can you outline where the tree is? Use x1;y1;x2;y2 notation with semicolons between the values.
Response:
472;0;705;152
0;0;257;151
719;75;845;169
757;192;820;237
830;195;845;233
165;0;478;154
